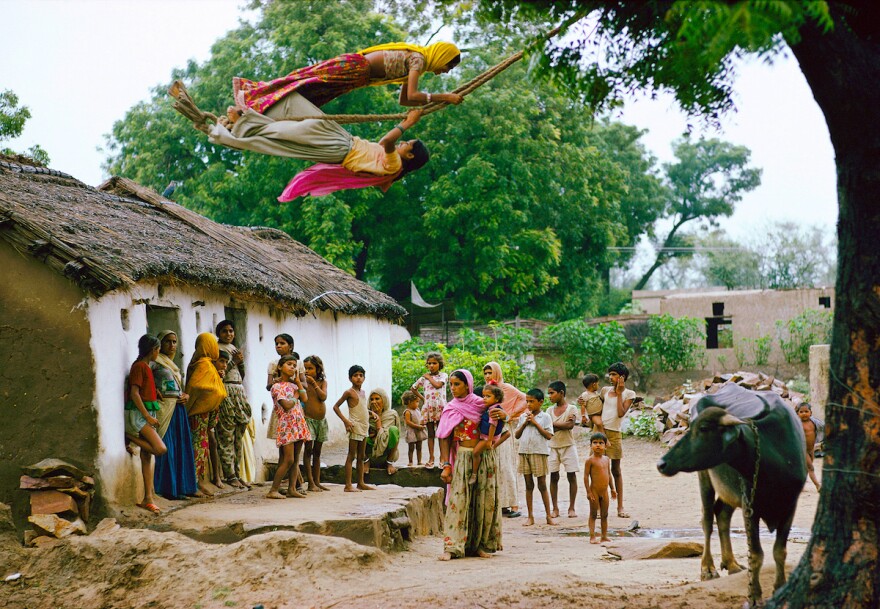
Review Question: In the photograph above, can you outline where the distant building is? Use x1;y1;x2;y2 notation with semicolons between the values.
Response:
632;286;834;365
0;157;405;507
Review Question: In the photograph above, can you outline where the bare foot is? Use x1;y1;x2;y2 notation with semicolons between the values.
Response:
523;517;535;527
213;479;226;490
467;474;477;486
568;508;577;518
387;464;398;475
438;552;453;561
344;486;361;493
286;488;306;498
600;536;612;543
266;491;285;499
550;508;560;518
229;479;245;489
617;509;630;518
546;517;558;526
307;484;323;492
476;549;493;558
357;483;376;491
125;443;136;456
192;490;208;498
316;483;331;491
197;483;214;497
590;536;599;544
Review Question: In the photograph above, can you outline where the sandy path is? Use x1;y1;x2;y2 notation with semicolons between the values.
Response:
1;435;821;609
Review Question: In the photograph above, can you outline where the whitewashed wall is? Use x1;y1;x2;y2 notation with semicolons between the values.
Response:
88;281;396;505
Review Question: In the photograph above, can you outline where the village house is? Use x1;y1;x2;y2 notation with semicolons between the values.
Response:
0;156;406;509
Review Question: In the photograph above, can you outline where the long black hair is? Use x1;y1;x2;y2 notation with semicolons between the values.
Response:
395;140;430;181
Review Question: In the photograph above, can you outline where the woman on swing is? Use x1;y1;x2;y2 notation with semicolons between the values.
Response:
227;41;463;124
209;91;429;199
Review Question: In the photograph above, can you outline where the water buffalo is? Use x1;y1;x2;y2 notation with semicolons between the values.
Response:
656;383;807;606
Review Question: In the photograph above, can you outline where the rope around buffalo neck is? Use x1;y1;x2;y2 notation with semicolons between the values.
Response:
741;418;761;604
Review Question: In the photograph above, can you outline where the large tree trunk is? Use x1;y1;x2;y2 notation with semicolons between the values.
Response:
767;4;880;607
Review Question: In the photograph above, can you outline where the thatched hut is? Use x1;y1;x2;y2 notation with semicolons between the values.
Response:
0;155;406;508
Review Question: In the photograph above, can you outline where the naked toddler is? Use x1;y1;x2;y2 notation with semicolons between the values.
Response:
583;432;616;543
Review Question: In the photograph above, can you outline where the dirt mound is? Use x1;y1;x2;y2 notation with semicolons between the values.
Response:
5;520;386;608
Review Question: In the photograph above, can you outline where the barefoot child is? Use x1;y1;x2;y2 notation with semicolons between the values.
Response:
302;355;330;491
469;382;506;485
402;390;427;466
547;381;580;518
411;352;447;468
333;365;374;492
797;403;822;491
267;355;310;499
514;388;556;526
584;432;616;543
125;334;168;514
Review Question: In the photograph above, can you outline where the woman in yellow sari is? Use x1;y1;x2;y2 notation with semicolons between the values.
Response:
185;333;227;496
230;41;462;120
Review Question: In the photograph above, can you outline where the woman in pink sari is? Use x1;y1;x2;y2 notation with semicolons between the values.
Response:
437;369;506;560
209;93;429;200
483;361;528;518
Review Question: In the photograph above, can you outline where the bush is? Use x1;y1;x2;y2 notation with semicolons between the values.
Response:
540;319;633;378
391;338;529;408
624;411;660;440
776;309;833;364
786;374;811;400
457;321;533;360
641;314;707;373
735;329;774;367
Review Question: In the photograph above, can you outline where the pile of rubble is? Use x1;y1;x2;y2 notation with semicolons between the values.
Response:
20;458;95;546
650;371;807;446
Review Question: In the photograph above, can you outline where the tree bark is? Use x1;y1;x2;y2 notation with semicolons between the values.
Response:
766;3;880;607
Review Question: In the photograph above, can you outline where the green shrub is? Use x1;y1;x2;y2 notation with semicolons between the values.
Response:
641;314;707;373
776;309;833;364
786;374;811;399
735;330;774;367
624;412;660;440
457;321;533;360
391;338;528;408
540;319;632;378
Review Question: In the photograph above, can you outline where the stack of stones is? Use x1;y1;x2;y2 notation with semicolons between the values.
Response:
652;372;806;446
20;458;95;545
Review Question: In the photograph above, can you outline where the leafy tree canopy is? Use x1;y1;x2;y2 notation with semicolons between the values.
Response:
103;0;666;320
0;89;50;166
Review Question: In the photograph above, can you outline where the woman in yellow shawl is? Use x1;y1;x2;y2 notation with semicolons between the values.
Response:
229;41;462;121
185;332;227;496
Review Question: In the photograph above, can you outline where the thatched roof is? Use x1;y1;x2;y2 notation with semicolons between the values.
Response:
0;156;405;320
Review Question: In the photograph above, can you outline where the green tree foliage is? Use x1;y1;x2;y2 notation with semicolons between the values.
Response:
103;1;664;319
735;329;774;367
776;309;833;364
0;89;50;166
640;314;707;373
758;222;836;289
634;134;762;290
540;319;631;378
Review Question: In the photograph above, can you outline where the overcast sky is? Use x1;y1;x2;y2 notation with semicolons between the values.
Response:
3;1;838;243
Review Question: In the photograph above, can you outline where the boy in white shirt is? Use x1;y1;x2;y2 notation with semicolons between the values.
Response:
515;388;556;526
547;381;580;518
594;362;637;518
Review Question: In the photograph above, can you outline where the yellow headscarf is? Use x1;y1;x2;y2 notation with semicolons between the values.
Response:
359;41;461;85
184;333;227;416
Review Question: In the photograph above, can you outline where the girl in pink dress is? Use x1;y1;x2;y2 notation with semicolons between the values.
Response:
267;355;311;499
410;351;447;468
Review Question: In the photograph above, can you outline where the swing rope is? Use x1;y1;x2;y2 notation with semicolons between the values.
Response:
170;21;571;130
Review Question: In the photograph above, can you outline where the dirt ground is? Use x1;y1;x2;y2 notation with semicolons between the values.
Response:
0;435;821;609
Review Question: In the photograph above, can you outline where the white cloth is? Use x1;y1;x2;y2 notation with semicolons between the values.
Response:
496;418;520;508
516;411;553;456
548;444;580;474
548;404;579;448
600;387;636;432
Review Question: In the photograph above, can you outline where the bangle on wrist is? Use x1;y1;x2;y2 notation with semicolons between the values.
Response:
394;124;406;135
